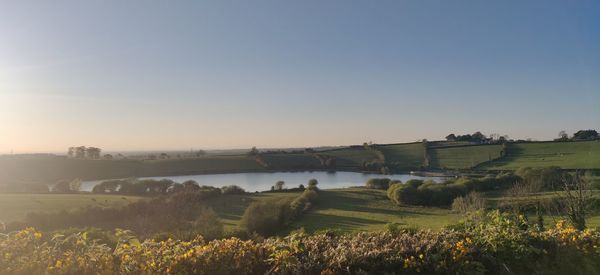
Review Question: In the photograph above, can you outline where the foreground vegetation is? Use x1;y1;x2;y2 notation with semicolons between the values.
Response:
2;211;599;275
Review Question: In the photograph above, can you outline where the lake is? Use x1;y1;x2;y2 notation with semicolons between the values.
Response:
81;171;449;192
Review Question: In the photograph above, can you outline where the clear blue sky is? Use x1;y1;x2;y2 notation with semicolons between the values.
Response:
1;0;599;153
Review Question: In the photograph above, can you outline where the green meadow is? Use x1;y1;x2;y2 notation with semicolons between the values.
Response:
378;143;425;170
482;141;600;170
430;144;504;169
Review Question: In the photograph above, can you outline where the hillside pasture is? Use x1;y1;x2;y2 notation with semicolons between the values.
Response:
320;148;379;169
482;141;600;170
260;153;322;170
430;144;504;169
0;155;266;186
378;143;425;170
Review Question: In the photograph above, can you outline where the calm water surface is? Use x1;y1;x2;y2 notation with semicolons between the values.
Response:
81;171;448;192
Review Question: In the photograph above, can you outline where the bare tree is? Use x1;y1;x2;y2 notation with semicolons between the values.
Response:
75;146;86;158
502;181;536;214
558;172;592;230
274;181;285;191
85;147;102;159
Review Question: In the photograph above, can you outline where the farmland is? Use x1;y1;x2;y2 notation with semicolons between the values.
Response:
319;147;380;169
482;141;600;170
430;144;504;169
378;143;426;170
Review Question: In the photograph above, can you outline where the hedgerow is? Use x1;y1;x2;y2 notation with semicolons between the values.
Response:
2;211;599;274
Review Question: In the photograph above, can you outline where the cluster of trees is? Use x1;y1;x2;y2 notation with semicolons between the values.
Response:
240;180;319;236
445;132;508;144
387;173;521;207
67;146;102;159
555;129;599;141
91;178;245;196
365;178;400;190
269;179;318;192
10;191;224;239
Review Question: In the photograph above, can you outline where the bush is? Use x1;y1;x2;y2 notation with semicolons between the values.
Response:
241;188;319;236
515;166;564;190
387;179;468;206
451;192;486;213
3;215;600;275
221;185;246;195
240;197;293;236
388;174;525;207
366;178;392;189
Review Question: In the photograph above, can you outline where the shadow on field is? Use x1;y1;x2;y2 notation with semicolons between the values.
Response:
300;212;386;231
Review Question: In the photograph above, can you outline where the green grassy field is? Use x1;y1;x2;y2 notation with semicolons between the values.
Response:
2;188;599;234
207;188;459;233
0;193;142;223
430;144;504;169
378;143;425;170
292;188;459;233
320;148;379;169
482;141;600;170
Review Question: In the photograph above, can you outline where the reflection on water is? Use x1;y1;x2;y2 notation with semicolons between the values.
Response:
81;171;448;192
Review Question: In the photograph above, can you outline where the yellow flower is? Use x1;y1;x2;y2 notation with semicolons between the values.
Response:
419;254;424;259
55;260;63;268
34;232;42;239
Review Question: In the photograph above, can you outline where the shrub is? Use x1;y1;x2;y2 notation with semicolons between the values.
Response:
3;216;600;275
307;179;319;190
221;185;246;195
240;198;293;236
452;192;486;213
241;189;319;236
515;167;564;190
366;178;392;189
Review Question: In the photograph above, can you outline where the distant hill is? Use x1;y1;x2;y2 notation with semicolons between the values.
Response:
1;140;599;190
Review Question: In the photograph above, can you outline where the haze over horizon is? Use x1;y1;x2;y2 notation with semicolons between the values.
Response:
1;1;599;154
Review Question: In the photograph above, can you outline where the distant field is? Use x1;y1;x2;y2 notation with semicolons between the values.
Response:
0;155;266;184
482;141;600;170
320;148;379;169
0;194;142;223
430;144;504;169
378;143;425;170
261;153;322;169
2;141;599;190
141;156;265;175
